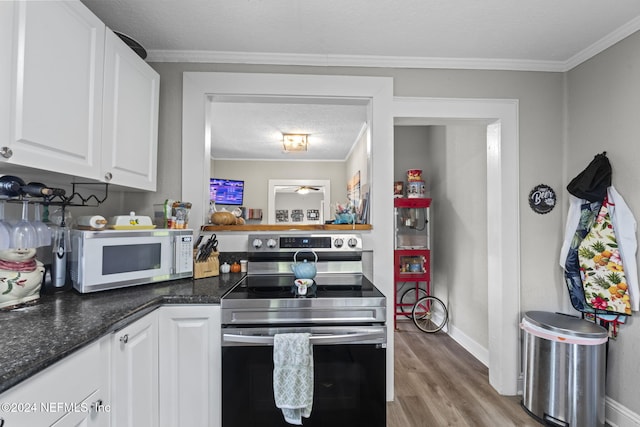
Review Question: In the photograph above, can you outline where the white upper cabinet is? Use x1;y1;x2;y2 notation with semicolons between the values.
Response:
102;29;159;191
0;2;14;154
5;0;105;179
0;1;159;191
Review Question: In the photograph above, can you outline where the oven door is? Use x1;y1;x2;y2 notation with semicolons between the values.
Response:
221;326;386;427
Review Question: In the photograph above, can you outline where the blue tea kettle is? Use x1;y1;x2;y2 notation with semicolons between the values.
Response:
291;250;318;279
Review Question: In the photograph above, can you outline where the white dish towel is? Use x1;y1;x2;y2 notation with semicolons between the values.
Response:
273;333;314;425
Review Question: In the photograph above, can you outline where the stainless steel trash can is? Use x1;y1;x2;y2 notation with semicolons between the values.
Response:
521;311;608;427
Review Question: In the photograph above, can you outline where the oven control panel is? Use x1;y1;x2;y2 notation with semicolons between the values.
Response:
249;234;362;252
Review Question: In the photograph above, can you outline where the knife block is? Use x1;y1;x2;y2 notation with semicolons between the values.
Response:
193;249;220;279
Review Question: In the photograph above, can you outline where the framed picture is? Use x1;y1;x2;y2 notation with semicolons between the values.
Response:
347;171;361;203
291;209;304;222
275;209;289;222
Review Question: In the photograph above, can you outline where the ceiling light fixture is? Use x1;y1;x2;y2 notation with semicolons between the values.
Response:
295;187;310;195
282;134;308;152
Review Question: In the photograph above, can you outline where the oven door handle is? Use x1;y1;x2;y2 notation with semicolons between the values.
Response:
223;329;385;345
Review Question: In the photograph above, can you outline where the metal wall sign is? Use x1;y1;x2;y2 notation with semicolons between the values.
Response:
529;184;556;214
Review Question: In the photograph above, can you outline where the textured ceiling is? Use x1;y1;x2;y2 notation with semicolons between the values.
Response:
79;0;640;160
81;0;640;70
210;97;368;161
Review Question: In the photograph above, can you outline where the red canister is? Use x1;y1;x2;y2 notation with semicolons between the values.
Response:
407;169;423;182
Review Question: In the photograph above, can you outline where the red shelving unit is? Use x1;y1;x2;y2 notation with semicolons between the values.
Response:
394;197;431;328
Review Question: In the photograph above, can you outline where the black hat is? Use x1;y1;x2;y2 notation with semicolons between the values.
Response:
566;152;611;202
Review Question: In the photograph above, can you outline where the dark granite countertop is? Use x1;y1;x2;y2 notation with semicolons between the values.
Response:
0;273;244;395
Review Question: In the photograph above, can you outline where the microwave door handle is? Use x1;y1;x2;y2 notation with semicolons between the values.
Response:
170;236;176;275
222;329;385;345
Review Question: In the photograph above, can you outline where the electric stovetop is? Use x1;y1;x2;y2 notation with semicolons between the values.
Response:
220;274;386;325
222;274;384;300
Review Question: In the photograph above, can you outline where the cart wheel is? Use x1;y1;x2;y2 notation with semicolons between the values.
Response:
399;287;428;318
412;296;448;333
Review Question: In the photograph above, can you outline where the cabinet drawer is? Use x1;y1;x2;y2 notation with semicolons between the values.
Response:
0;340;103;426
50;389;103;427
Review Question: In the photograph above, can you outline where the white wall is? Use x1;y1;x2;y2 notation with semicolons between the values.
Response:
566;30;640;418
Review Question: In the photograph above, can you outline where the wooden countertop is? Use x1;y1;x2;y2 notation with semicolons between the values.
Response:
201;224;372;232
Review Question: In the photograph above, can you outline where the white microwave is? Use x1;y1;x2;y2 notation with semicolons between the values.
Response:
70;229;194;293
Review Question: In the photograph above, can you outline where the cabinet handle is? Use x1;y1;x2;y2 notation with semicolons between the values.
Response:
120;334;129;344
104;172;113;181
90;399;103;413
0;147;12;159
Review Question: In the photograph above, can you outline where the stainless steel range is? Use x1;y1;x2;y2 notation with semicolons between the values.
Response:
221;233;386;427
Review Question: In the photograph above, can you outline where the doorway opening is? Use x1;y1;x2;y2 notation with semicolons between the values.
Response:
393;97;520;395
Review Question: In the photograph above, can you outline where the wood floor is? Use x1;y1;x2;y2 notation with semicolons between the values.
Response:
387;321;539;427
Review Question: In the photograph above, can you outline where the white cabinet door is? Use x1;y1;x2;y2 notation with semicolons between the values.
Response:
102;29;159;191
0;336;110;427
111;310;159;427
0;2;14;155
5;0;104;178
158;305;221;427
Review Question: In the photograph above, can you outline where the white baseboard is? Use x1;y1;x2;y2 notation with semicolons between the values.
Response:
606;397;640;427
447;323;490;367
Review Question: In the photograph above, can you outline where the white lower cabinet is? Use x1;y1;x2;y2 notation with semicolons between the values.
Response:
50;390;104;427
159;305;221;427
0;305;220;427
111;310;159;427
0;336;110;427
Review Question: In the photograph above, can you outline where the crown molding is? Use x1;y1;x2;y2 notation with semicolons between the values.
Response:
147;49;566;72
147;18;640;73
563;15;640;71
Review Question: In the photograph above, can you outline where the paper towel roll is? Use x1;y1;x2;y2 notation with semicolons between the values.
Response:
77;215;107;230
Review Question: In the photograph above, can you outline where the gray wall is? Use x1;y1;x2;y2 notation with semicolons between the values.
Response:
430;125;489;348
117;31;638;415
567;30;640;412
395;125;489;352
134;60;574;394
211;159;346;220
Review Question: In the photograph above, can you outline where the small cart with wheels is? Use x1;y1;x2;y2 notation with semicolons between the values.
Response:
393;197;448;332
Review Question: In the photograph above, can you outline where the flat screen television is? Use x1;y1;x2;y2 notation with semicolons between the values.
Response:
210;178;244;206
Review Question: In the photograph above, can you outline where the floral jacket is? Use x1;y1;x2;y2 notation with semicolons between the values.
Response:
560;186;639;313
